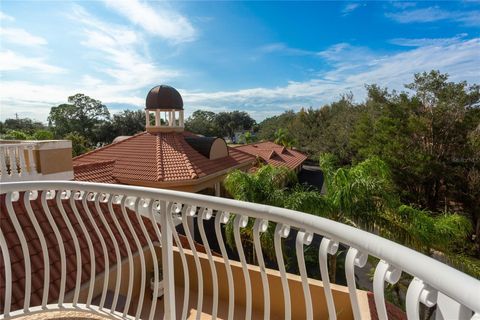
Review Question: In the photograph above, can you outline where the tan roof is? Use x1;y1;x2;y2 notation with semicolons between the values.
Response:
235;141;307;170
73;132;254;185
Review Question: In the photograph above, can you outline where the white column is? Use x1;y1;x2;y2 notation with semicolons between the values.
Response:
145;111;150;127
7;147;19;178
0;147;10;181
155;110;160;127
160;200;176;319
179;110;184;127
27;146;38;174
17;146;27;177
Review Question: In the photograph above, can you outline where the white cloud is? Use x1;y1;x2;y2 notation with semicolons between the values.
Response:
102;0;196;43
391;2;417;9
342;3;365;15
70;5;180;91
0;50;65;73
389;33;468;47
1;27;47;46
0;11;14;21
257;43;315;56
1;4;185;122
181;38;480;120
1;37;479;122
386;6;480;26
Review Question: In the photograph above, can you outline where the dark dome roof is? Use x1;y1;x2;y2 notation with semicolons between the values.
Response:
146;85;183;110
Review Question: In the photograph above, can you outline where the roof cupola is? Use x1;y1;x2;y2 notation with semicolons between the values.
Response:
145;85;184;133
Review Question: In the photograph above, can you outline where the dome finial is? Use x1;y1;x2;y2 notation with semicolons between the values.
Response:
145;85;184;133
146;85;183;110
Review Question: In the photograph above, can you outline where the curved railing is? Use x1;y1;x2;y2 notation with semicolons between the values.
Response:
1;181;479;320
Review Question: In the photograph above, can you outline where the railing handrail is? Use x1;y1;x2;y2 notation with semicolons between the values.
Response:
1;180;479;314
0;142;37;147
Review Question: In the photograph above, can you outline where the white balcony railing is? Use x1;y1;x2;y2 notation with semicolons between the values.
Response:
0;143;38;182
1;181;479;320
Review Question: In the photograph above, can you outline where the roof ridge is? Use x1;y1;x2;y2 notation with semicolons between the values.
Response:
235;140;285;149
73;131;147;160
156;134;164;181
232;140;271;148
174;134;199;179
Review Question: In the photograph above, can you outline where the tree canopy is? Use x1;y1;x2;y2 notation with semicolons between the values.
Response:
48;93;110;143
185;110;256;140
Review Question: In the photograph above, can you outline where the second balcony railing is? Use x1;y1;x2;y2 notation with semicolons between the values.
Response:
1;181;479;319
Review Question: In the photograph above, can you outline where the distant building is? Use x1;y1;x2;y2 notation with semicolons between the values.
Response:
73;85;255;195
235;141;307;172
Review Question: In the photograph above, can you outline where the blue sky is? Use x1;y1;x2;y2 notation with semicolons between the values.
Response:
1;1;479;122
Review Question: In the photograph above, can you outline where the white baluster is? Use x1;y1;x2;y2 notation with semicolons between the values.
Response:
198;208;219;319
253;219;270;320
373;260;402;320
296;230;313;320
7;146;19;178
182;205;204;319
0;146;10;180
0;227;12;316
27;145;37;175
161;200;176;320
215;211;234;320
406;278;438;320
17;146;28;178
319;237;339;320
233;215;252;320
345;247;368;320
274;223;291;319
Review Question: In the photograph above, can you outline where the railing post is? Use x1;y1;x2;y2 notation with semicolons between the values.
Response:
18;146;28;178
27;145;38;175
0;146;11;181
160;200;176;320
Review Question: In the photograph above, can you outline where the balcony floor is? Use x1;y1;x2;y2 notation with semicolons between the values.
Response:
136;285;265;320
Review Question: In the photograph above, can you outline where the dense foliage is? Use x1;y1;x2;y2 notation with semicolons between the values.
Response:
256;71;480;259
1;95;148;156
185;110;256;141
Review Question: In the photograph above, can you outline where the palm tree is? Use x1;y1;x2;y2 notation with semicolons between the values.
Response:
223;165;296;261
223;157;474;280
274;128;294;148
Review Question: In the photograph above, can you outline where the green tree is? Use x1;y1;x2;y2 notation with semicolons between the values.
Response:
2;130;30;140
48;94;110;143
351;72;480;251
65;132;91;157
1;118;45;135
32;130;54;140
96;109;146;144
274;128;295;148
244;131;253;144
224;158;475;278
257;110;296;141
185;110;220;136
216;111;256;141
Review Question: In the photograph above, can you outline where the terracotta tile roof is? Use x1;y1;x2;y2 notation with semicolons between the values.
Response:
73;160;118;184
367;291;407;320
0;193;210;312
73;132;254;185
235;141;307;170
